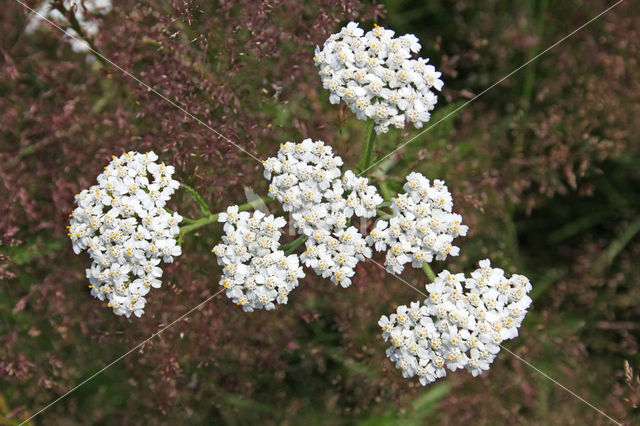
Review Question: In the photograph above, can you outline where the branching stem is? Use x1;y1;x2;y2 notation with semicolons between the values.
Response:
180;197;273;236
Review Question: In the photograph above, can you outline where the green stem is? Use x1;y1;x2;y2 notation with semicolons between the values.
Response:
376;209;393;220
179;214;220;236
422;262;436;282
281;235;309;255
379;180;395;202
279;234;307;250
522;0;549;108
179;197;273;236
358;120;377;177
593;214;640;273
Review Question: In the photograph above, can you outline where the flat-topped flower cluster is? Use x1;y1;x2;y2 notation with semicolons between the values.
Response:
379;260;532;385
63;22;530;392
263;139;382;288
213;208;305;312
368;172;468;274
214;139;470;308
314;22;443;134
68;151;182;317
59;20;533;389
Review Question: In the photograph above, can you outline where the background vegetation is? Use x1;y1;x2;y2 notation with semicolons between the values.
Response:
1;0;639;424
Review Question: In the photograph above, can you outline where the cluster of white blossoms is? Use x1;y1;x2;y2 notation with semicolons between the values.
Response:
367;172;467;274
263;139;383;287
314;22;443;134
26;0;113;53
68;151;182;317
212;207;305;312
301;226;371;288
379;260;532;385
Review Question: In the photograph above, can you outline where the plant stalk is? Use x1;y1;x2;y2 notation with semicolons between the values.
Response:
422;262;436;282
358;120;377;177
180;197;273;236
282;235;309;255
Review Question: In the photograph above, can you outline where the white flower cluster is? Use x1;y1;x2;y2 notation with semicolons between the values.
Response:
367;172;467;274
263;139;383;288
301;226;371;288
314;22;443;134
26;0;113;53
212;207;305;312
68;151;182;318
342;170;384;219
379;260;532;385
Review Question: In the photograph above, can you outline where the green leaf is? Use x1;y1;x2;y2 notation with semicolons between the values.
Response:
181;183;212;216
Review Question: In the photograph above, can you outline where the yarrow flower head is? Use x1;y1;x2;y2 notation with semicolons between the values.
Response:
314;22;443;134
368;172;468;274
213;208;305;312
68;151;182;317
380;259;532;385
263;139;383;288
